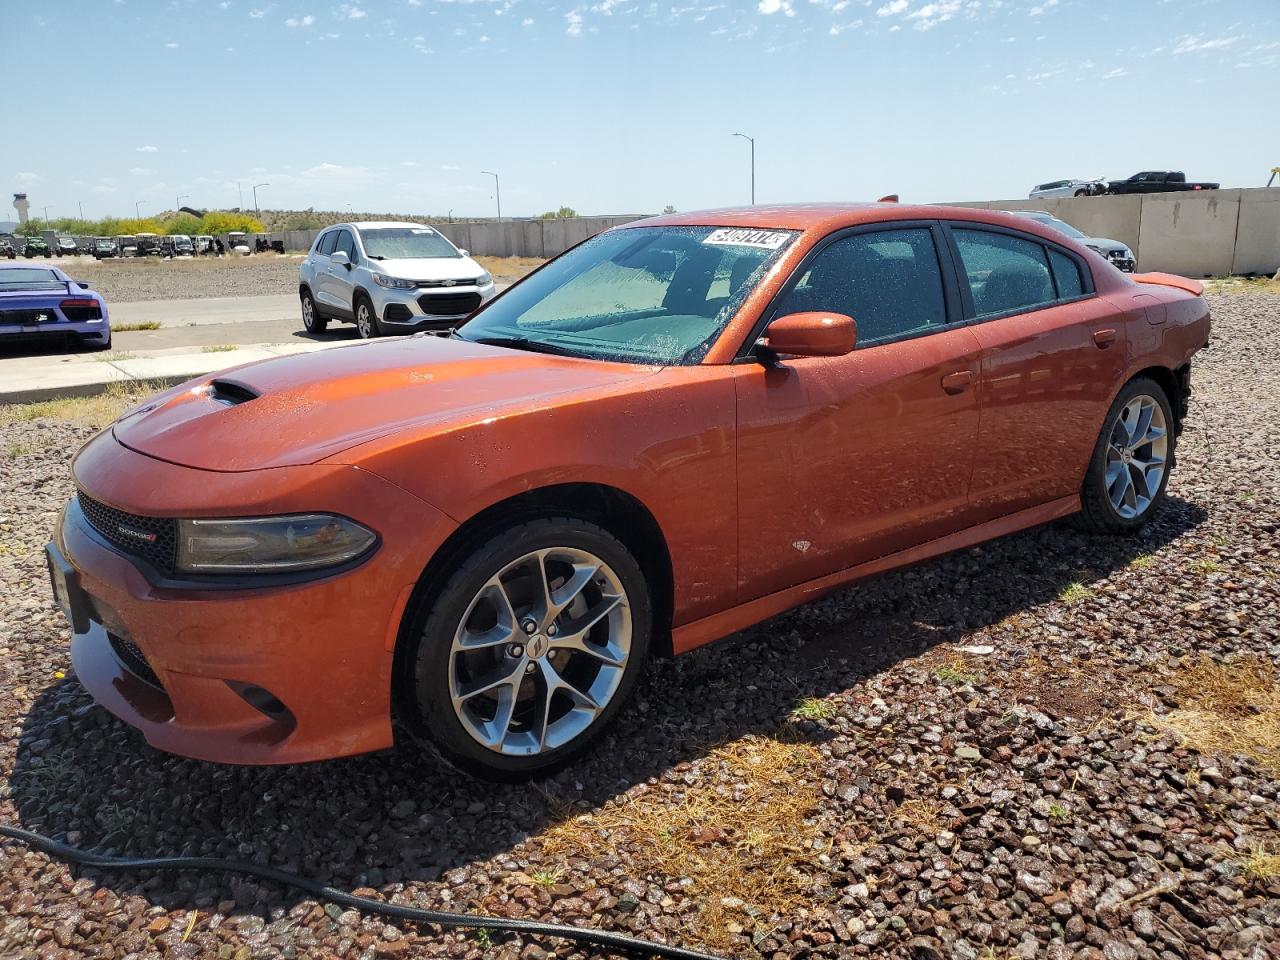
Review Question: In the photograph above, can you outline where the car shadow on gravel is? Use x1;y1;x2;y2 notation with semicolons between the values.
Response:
7;495;1207;919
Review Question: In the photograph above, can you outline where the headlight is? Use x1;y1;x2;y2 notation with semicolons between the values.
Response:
475;272;493;286
372;273;417;289
1122;248;1134;260
176;514;377;573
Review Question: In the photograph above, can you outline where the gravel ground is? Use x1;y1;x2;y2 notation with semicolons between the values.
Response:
65;256;544;304
0;292;1277;960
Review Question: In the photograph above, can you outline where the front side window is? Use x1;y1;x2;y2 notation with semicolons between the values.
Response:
953;229;1055;318
772;227;947;346
459;225;796;365
359;226;459;260
333;229;357;260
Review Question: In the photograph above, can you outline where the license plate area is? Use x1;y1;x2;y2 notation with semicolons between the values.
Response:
46;542;91;634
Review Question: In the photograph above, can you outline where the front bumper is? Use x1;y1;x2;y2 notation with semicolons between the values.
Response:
370;281;497;331
53;432;457;764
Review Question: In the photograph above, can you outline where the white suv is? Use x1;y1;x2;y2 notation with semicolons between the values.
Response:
298;221;497;338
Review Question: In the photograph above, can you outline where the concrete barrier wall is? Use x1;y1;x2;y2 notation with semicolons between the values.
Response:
250;215;650;259
951;190;1279;277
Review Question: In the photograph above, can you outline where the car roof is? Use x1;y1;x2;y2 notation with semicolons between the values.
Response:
622;202;1076;236
343;221;440;230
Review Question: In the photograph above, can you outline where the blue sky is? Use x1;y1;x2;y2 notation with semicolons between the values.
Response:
5;0;1278;219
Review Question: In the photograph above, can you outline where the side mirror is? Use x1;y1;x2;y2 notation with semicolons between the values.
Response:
76;281;89;289
330;250;351;269
458;248;470;257
759;312;857;360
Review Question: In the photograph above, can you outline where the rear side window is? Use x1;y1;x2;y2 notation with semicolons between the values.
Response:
316;231;337;255
1048;248;1084;299
774;228;947;346
953;229;1055;318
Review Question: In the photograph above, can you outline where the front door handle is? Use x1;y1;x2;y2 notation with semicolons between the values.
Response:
1093;328;1117;349
941;370;974;395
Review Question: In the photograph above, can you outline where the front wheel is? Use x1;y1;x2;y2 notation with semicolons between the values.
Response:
407;517;652;780
354;295;379;339
1076;377;1174;533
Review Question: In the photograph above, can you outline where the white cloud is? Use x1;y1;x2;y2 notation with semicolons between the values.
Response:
92;185;119;195
1028;0;1057;15
339;4;367;18
566;8;583;34
907;0;960;29
441;164;461;171
135;145;158;152
285;14;315;26
1173;33;1244;54
758;0;795;14
876;0;907;15
165;41;180;47
1102;66;1127;79
129;167;154;176
522;16;533;24
249;8;266;17
14;171;41;183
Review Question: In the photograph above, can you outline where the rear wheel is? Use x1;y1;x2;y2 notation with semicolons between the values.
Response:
407;517;652;780
354;294;379;339
1074;188;1089;197
300;289;327;334
1076;377;1174;533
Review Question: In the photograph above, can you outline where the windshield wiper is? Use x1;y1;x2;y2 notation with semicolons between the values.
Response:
468;335;584;358
366;254;387;260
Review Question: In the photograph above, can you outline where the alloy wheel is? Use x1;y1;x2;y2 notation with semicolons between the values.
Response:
1105;394;1168;519
448;547;632;756
356;302;374;338
301;296;315;330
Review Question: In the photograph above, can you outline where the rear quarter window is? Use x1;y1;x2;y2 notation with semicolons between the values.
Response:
1048;248;1085;299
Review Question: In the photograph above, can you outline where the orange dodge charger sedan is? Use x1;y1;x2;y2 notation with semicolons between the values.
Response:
49;204;1210;779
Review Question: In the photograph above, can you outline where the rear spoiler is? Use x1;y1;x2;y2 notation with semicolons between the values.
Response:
1131;272;1204;297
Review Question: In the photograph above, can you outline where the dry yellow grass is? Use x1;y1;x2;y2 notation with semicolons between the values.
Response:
1203;276;1280;295
0;381;160;430
1151;656;1280;770
533;735;826;949
1232;843;1280;882
474;255;545;281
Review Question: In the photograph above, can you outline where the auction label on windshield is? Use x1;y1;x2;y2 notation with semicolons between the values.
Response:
703;228;790;250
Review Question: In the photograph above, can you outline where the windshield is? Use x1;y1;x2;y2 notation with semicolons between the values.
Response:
0;268;63;290
458;225;797;365
359;226;459;260
1038;216;1087;240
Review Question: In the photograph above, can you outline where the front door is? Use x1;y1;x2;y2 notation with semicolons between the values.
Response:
734;224;984;601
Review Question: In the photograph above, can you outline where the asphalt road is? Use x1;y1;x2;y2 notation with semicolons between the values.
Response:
110;294;302;328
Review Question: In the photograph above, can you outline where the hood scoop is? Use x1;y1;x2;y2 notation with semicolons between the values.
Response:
206;378;259;407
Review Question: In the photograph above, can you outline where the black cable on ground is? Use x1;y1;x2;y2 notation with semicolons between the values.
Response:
0;824;725;960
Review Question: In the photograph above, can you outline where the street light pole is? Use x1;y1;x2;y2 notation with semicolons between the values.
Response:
732;133;755;205
135;200;145;219
42;206;52;224
78;200;86;219
176;194;189;211
252;183;269;217
481;170;501;222
237;181;244;209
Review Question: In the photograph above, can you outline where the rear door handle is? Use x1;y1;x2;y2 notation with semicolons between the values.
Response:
941;370;974;395
1093;328;1117;349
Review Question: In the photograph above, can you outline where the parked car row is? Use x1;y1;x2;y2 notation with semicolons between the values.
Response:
1030;170;1220;199
0;233;221;260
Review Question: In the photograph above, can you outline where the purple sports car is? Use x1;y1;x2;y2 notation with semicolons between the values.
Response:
0;263;110;351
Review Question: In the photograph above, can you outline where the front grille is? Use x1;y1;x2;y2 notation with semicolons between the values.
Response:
417;292;482;317
109;633;164;689
78;492;177;574
416;278;477;289
0;308;60;325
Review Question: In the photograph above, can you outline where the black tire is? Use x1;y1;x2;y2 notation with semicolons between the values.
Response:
1074;189;1088;197
406;517;652;781
1076;376;1175;534
300;288;327;334
354;293;379;339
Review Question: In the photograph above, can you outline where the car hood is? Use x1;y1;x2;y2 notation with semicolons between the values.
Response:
1083;236;1129;254
372;257;484;282
111;335;660;472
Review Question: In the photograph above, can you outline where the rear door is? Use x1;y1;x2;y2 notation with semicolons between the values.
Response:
310;230;338;309
943;223;1127;522
734;222;984;600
